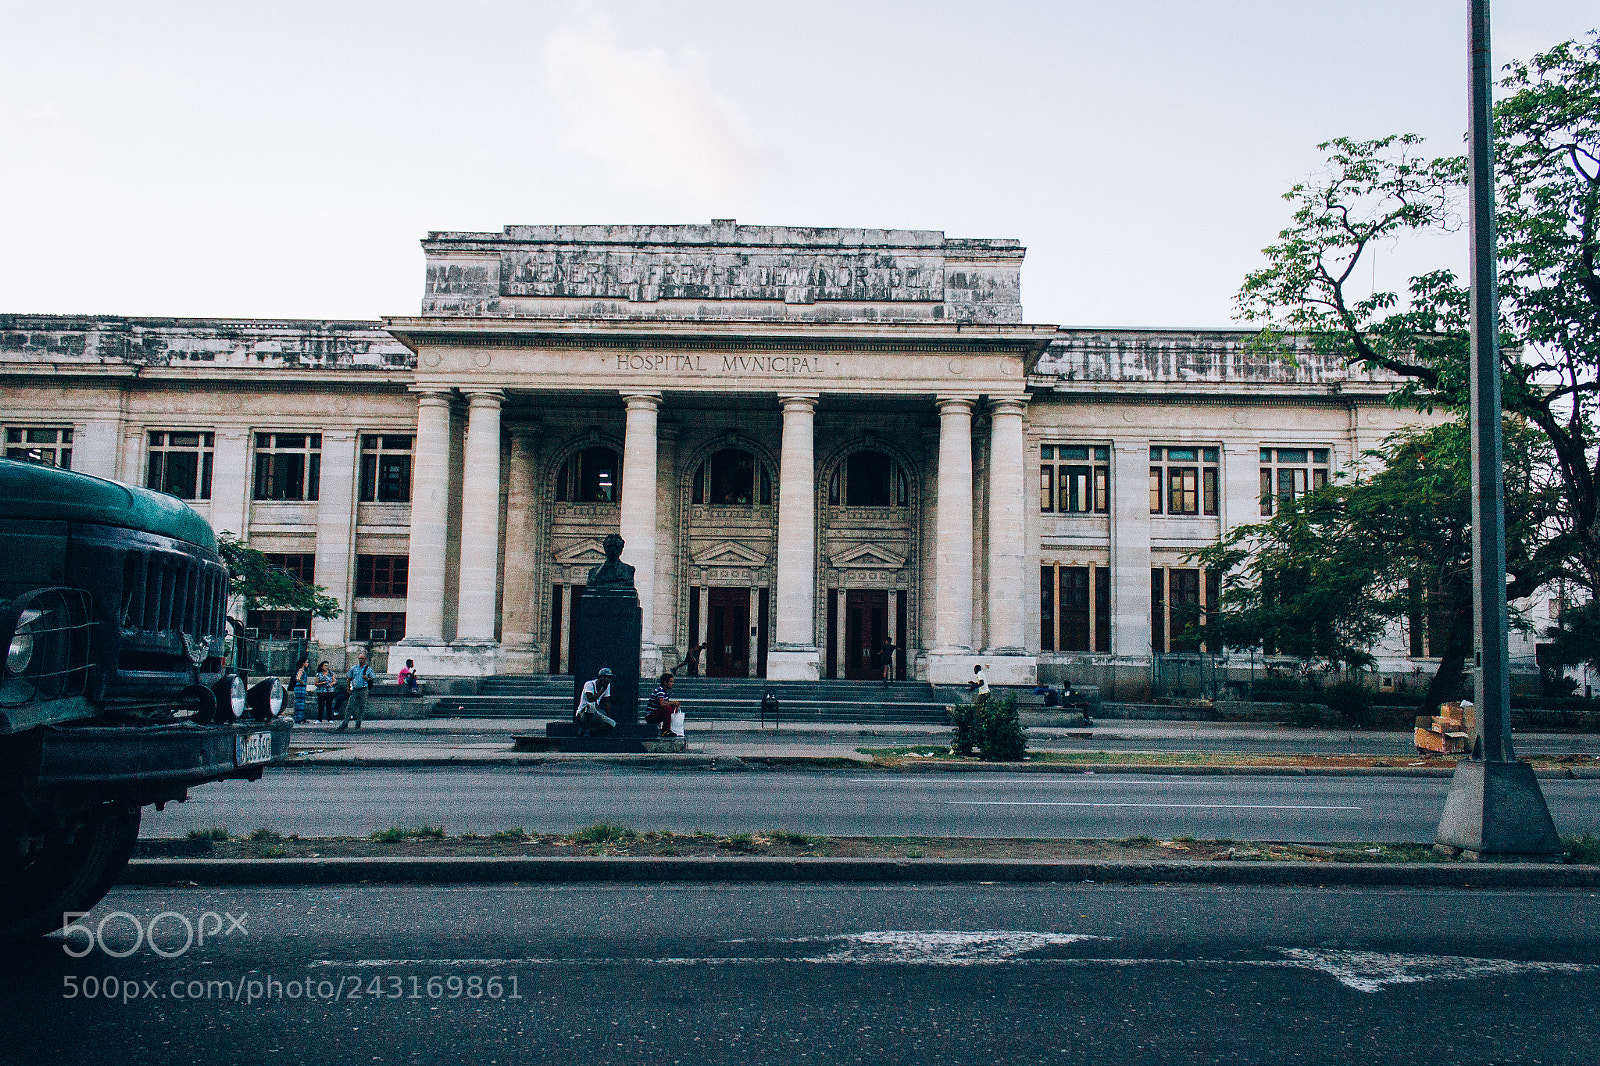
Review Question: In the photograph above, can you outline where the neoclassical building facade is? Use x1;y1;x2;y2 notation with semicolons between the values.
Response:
3;221;1464;686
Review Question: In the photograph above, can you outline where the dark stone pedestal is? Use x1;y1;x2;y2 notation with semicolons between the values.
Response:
571;587;641;727
1435;759;1563;859
530;721;683;753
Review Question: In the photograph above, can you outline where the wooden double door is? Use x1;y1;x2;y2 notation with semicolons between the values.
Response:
844;589;887;680
706;587;750;677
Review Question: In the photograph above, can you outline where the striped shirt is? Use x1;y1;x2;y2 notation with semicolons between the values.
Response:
646;685;669;716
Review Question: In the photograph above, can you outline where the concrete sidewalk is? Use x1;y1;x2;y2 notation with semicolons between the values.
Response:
274;716;1600;773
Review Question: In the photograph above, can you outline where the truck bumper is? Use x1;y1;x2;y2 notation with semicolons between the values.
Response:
14;719;293;800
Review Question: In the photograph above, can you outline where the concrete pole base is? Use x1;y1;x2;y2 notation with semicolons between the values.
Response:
1434;759;1563;860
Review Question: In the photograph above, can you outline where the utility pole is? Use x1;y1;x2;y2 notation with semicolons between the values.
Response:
1434;0;1561;860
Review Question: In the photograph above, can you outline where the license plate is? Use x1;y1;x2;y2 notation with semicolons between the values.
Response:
235;732;273;766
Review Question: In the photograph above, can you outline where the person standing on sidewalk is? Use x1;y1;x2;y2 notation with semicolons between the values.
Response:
315;661;336;722
339;654;374;731
291;656;310;723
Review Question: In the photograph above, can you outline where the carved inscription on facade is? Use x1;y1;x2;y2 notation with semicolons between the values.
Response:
504;252;943;305
614;353;826;377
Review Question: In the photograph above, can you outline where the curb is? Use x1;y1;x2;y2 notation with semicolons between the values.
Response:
120;855;1600;889
270;754;1600;779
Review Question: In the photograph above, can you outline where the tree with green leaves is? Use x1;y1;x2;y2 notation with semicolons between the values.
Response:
1236;33;1599;597
216;533;341;622
1196;419;1561;714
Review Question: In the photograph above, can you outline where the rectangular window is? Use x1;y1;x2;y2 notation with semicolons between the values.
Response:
4;426;72;468
1039;565;1056;651
356;555;409;597
1042;563;1110;652
253;433;321;501
1260;447;1331;516
355;611;406;641
146;431;214;500
359;434;414;502
1060;566;1092;651
1169;569;1202;652
1094;564;1111;653
244;609;311;639
263;553;316;585
1151;566;1216;653
1149;446;1219;516
1151;569;1166;652
1040;444;1109;513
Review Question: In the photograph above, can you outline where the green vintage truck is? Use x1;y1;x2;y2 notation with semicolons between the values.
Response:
0;457;291;941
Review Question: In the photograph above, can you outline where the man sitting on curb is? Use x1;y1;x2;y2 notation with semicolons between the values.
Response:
575;667;617;736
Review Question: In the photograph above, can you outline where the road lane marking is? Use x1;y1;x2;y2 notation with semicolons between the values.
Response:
308;940;1598;992
947;801;1360;810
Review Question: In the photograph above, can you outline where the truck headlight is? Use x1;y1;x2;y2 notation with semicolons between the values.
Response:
5;609;40;674
246;676;285;721
211;673;246;721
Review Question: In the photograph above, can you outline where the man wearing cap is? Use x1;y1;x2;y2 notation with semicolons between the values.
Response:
575;667;617;735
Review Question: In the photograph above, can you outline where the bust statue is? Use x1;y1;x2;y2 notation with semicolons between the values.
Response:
586;533;635;590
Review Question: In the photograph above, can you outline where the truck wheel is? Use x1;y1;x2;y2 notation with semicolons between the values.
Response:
0;802;142;944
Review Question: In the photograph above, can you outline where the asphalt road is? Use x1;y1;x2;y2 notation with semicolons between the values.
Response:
4;882;1597;1065
140;767;1600;842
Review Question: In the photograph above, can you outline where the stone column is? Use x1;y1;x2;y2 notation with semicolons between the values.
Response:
620;392;661;673
499;424;542;670
120;425;144;487
1109;439;1153;661
927;396;976;682
456;389;504;646
401;390;454;646
74;416;120;481
985;398;1028;656
311;429;358;648
210;428;251;542
654;421;681;656
769;393;820;680
1221;442;1261;537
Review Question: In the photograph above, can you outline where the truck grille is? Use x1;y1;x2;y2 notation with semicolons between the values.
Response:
119;548;228;646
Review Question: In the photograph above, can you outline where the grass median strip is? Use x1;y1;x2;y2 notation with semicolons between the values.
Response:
137;826;1599;865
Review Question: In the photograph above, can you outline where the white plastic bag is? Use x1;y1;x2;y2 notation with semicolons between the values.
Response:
669;710;685;737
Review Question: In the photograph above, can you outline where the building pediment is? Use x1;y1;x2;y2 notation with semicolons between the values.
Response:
691;541;769;567
554;539;608;566
829;543;907;569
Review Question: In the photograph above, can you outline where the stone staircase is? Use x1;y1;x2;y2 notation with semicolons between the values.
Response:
429;675;957;725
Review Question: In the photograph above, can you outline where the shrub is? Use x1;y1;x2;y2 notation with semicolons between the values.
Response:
949;703;979;756
489;827;528;842
1567;834;1600;865
188;826;230;841
247;828;284;843
975;691;1028;761
1324;680;1374;727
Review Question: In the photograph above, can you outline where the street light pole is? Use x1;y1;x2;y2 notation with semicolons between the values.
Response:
1434;0;1561;860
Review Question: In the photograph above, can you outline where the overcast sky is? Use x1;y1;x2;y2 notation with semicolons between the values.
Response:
1;1;1594;327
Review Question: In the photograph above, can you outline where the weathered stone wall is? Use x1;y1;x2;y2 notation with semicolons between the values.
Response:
418;222;1024;325
1035;329;1403;388
0;315;413;371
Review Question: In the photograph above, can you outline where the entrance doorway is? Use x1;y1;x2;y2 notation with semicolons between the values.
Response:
707;587;751;677
843;589;888;680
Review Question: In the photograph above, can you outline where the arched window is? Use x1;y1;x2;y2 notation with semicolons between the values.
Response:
692;448;771;506
831;450;908;508
555;446;620;503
